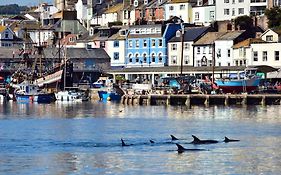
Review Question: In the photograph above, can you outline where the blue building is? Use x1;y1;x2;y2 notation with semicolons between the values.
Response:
125;23;181;67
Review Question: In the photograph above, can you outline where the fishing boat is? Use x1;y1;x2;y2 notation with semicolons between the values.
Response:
14;81;56;103
215;68;261;93
98;89;122;101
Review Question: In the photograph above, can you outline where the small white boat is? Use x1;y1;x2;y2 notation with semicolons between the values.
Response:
55;90;84;102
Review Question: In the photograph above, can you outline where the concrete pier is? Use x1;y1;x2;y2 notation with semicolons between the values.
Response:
121;94;281;106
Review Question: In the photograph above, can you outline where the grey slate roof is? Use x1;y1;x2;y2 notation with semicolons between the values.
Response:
169;27;210;42
44;47;110;60
106;65;246;74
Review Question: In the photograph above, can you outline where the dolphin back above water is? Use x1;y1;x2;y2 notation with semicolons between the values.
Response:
170;135;179;140
176;143;206;153
224;137;240;143
191;135;219;144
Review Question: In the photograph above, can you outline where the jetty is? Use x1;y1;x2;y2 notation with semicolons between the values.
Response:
121;94;281;106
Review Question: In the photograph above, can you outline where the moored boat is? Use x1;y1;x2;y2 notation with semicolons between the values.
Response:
14;81;56;103
215;68;261;93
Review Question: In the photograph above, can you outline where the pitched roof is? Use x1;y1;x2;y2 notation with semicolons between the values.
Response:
104;3;124;14
217;31;245;40
44;47;110;60
169;27;210;42
232;38;266;49
193;32;225;45
168;0;190;3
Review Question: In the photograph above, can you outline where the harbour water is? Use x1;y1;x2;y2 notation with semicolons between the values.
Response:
1;101;281;174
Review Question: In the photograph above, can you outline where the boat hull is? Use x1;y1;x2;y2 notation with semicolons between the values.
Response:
216;78;260;93
15;93;56;103
98;91;121;101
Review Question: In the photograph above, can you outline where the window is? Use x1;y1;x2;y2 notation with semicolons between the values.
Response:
197;47;200;54
262;51;267;61
135;53;139;63
113;41;119;47
136;40;139;48
209;46;212;54
266;35;273;41
253;51;258;61
158;53;163;63
210;11;215;20
152;39;156;47
5;32;9;39
169;6;174;11
180;4;185;10
217;49;221;57
184;55;189;64
232;8;235;16
129;40;133;47
128;53;133;63
239;48;244;57
195;12;199;20
114;52;119;60
232;0;235;3
184;43;190;50
100;41;105;48
275;51;279;61
159;39;163;47
224;9;230;15
238;8;244;14
239;0;244;2
224;0;229;3
171;44;177;50
143;40;147;47
143;53;147;63
203;47;206;54
172;56;177;64
227;49;230;57
151;53;156;62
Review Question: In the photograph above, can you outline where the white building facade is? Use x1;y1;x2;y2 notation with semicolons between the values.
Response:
192;0;215;26
164;0;193;23
215;0;250;21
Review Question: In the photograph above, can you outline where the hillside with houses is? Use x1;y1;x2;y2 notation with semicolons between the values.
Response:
0;0;281;86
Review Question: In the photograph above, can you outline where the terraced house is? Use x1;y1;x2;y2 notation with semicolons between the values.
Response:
125;22;181;67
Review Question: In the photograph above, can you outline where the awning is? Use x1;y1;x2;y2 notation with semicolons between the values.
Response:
252;65;280;73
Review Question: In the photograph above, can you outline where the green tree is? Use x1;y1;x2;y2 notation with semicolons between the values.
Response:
265;7;281;28
234;15;253;30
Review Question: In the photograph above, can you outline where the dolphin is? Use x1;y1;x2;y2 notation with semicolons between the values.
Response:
175;143;206;153
150;140;155;144
121;138;132;146
191;135;219;144
170;135;179;140
224;137;240;143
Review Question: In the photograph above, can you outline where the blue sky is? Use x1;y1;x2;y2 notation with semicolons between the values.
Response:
0;0;52;6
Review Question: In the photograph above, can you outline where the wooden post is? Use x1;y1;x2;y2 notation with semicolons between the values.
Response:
204;95;209;106
242;95;247;105
185;95;191;108
224;95;229;106
261;96;266;106
147;95;151;105
167;95;170;106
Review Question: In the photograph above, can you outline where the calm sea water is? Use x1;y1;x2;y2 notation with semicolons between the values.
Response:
0;101;281;174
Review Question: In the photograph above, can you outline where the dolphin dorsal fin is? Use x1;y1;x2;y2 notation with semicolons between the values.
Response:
121;138;126;146
192;135;200;141
224;137;230;142
171;135;179;140
176;143;185;151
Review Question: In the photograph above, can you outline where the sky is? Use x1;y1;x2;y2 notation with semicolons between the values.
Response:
0;0;53;6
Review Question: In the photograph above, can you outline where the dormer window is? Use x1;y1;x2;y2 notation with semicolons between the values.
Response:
134;0;138;7
90;28;94;36
5;31;9;39
144;0;148;4
119;30;126;36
